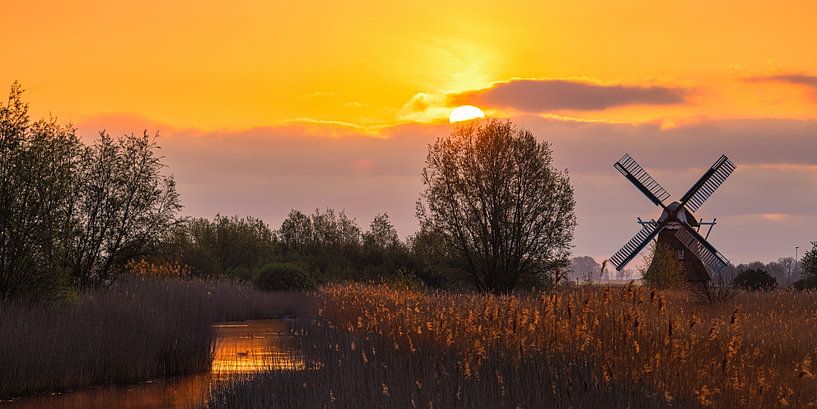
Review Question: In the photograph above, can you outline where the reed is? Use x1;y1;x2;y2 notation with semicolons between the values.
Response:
205;284;817;409
0;277;307;399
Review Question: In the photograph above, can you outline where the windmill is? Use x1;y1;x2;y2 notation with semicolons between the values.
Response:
610;154;736;281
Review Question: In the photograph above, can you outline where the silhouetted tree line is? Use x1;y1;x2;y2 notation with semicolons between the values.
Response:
2;84;579;298
0;83;180;302
154;211;464;290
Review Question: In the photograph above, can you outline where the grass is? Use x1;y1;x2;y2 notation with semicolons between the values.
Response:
203;283;817;409
0;276;310;399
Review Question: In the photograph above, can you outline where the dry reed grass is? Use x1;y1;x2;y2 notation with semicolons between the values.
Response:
0;277;308;399
205;283;817;409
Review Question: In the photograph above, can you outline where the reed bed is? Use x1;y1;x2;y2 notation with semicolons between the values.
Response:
0;277;308;399
204;283;817;409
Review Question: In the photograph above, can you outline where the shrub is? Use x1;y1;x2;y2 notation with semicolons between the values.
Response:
641;243;685;289
793;275;817;290
733;268;777;291
253;262;317;291
380;268;425;291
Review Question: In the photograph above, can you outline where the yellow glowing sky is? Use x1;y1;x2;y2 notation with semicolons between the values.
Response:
3;1;817;264
3;0;817;130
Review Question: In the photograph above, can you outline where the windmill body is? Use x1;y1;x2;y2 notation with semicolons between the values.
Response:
610;154;736;282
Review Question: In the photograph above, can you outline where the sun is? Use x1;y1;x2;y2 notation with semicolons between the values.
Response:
449;105;485;123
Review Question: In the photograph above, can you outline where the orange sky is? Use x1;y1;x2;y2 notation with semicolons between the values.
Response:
3;0;817;129
2;0;817;265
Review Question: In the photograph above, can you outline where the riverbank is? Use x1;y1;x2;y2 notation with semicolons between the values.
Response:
0;277;310;399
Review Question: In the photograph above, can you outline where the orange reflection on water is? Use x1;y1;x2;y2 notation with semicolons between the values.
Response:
0;320;302;409
210;320;305;375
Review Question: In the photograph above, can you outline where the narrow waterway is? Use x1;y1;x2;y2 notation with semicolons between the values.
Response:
0;320;302;409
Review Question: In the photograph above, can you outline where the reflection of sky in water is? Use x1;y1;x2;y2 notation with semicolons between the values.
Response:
0;320;302;409
211;320;305;375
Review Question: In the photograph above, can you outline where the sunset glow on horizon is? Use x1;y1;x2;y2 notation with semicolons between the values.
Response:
3;0;816;263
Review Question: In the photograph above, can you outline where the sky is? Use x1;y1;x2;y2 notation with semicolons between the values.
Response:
2;0;816;265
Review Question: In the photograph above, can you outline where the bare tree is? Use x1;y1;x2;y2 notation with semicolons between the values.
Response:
417;119;576;293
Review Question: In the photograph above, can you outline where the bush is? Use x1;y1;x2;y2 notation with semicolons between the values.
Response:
793;275;817;290
733;268;777;291
253;262;317;291
380;268;425;291
641;243;685;289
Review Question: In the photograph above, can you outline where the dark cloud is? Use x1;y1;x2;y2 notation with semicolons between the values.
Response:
449;79;688;112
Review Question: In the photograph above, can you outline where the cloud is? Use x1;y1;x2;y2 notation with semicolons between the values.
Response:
746;74;817;98
761;213;791;222
397;93;453;123
449;79;688;112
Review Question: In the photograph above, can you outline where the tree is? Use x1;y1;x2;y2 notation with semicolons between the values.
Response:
406;226;461;288
0;83;82;300
733;268;777;291
161;215;277;277
569;256;601;282
64;132;181;288
778;257;796;283
417;119;576;293
363;213;400;251
802;242;817;279
279;209;313;252
641;242;685;289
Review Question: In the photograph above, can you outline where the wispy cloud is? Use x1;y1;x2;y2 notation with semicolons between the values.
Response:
746;73;817;98
448;78;688;112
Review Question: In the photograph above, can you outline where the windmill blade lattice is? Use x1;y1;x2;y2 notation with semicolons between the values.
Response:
610;221;663;271
675;225;730;275
614;154;671;208
679;155;736;212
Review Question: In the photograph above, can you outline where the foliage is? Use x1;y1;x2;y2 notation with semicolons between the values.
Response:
802;241;817;279
418;119;576;293
570;256;601;282
0;84;180;300
161;215;277;277
735;257;798;286
64;131;181;288
253;262;317;291
379;267;425;291
405;225;463;288
793;275;817;290
0;82;82;301
733;268;777;291
641;242;686;289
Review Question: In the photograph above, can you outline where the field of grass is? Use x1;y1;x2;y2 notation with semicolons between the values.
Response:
0;277;308;399
204;283;817;409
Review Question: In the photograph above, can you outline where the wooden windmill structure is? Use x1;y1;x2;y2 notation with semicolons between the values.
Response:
610;154;736;281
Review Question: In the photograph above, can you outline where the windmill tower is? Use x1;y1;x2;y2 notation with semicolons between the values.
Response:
610;154;736;281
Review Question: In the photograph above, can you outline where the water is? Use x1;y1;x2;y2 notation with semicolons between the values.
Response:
0;320;302;409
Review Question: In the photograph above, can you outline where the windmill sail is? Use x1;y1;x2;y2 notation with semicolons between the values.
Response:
679;155;736;212
614;154;671;208
610;221;663;271
675;225;729;276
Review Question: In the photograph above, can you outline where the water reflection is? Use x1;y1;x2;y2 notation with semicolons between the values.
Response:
0;320;301;409
211;321;304;375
